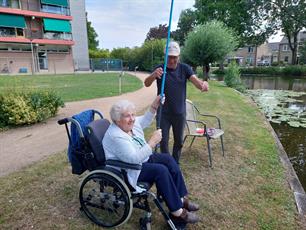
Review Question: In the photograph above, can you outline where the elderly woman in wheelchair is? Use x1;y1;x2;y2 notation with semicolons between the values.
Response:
102;96;200;225
58;96;200;229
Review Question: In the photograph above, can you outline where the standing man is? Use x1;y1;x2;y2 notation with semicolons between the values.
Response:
144;41;209;164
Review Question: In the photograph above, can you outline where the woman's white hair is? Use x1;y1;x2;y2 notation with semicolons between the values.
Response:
110;100;136;122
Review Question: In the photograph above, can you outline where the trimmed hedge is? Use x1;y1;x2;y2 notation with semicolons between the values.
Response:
0;91;64;127
240;66;306;76
212;65;306;76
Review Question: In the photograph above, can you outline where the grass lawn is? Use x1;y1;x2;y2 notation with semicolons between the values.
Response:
0;73;143;102
0;81;302;229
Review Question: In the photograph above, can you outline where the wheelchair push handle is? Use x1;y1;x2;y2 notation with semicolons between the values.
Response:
58;118;69;125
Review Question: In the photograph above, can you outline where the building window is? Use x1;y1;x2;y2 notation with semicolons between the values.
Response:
38;51;48;70
0;27;24;37
248;47;254;53
283;44;289;51
246;57;253;65
284;56;289;62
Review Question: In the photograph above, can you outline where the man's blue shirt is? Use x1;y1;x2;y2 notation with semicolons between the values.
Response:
154;63;194;115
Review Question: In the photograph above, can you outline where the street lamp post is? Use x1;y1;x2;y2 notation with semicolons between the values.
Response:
151;42;154;70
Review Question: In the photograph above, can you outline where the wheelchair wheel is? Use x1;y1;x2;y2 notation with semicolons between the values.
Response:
79;170;133;228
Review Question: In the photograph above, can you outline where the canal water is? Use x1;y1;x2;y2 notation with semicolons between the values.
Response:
214;75;306;190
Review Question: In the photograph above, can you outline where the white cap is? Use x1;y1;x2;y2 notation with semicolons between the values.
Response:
165;41;180;56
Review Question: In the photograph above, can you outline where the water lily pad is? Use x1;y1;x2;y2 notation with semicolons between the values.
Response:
288;121;303;128
247;89;306;128
300;123;306;128
270;119;282;124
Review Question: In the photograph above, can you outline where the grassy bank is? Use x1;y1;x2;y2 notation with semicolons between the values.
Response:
0;73;143;102
0;81;301;229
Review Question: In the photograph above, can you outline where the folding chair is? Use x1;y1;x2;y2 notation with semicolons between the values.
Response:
183;99;225;167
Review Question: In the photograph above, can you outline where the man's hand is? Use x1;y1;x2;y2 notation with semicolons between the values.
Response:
144;67;164;87
190;75;209;92
153;67;163;79
201;81;209;92
148;129;162;148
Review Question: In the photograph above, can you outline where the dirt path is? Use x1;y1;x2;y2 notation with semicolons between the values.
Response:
0;72;155;177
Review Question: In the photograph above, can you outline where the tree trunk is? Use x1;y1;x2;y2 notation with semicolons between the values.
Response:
202;64;210;81
287;31;299;65
219;61;224;71
254;46;258;66
291;33;298;65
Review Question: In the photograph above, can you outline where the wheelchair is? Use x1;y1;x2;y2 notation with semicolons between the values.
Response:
58;110;178;229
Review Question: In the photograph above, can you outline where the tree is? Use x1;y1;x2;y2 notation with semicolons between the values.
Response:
193;0;273;47
89;49;110;58
137;39;166;71
146;24;168;41
110;47;131;61
172;9;197;46
299;41;306;64
182;21;238;80
268;1;306;65
86;13;99;50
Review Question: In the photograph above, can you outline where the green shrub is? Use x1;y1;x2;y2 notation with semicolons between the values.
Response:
282;65;306;76
224;62;246;93
212;69;226;75
271;62;279;66
0;95;37;125
0;90;64;127
239;65;306;76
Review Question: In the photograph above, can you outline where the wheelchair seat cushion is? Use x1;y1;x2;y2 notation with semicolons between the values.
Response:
86;119;111;165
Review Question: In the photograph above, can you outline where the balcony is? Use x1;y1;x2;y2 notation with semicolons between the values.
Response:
0;0;70;16
43;31;72;40
0;0;20;9
41;4;70;16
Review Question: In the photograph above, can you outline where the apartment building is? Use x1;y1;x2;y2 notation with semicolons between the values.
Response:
0;0;89;74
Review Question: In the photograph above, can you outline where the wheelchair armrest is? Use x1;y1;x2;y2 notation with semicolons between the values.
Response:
106;160;142;170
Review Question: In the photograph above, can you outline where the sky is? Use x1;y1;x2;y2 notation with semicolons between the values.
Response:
86;0;195;50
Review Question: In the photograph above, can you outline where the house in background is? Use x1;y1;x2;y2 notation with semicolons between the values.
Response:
226;43;271;66
0;0;89;74
277;31;306;64
226;31;306;66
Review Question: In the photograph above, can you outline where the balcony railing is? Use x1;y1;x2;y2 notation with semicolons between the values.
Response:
1;27;72;41
1;1;70;16
0;0;20;9
41;4;70;16
43;32;72;40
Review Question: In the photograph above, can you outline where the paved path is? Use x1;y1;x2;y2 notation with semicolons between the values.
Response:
0;72;155;176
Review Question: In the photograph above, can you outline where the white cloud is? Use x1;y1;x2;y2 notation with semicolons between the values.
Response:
86;0;195;50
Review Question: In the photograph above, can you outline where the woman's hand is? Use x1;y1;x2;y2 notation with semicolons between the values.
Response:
150;95;164;113
148;129;162;148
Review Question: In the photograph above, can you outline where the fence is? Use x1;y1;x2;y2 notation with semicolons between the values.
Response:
90;58;123;72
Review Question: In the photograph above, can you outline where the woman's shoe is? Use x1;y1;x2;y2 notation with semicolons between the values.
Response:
170;208;199;224
183;198;200;212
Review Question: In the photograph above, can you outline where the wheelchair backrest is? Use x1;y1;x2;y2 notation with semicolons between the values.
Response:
58;109;104;175
86;119;111;165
